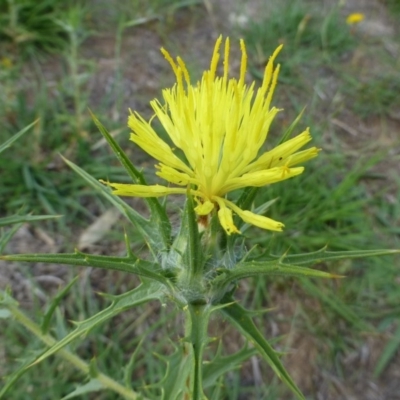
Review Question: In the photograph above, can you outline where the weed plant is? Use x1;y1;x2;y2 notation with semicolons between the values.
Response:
1;0;399;399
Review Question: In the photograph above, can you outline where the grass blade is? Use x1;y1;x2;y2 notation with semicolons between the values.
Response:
0;120;38;154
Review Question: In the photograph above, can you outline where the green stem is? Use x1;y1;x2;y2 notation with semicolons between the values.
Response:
186;303;209;400
8;305;144;400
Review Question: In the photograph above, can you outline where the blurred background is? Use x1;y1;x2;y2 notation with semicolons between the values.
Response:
1;0;400;398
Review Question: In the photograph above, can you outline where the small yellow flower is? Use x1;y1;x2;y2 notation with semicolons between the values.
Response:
104;36;319;234
346;13;365;25
0;57;13;69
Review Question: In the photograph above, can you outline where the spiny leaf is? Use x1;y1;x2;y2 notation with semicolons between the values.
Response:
1;252;169;285
212;260;341;289
60;379;103;400
151;344;192;400
30;282;165;368
90;112;172;250
1;298;144;400
203;344;258;388
61;156;166;258
220;297;305;400
267;247;400;266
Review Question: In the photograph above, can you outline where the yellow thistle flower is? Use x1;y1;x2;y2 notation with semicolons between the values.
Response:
104;36;319;235
346;13;365;25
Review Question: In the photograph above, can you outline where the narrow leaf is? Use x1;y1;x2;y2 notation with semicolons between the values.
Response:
30;281;165;367
41;276;79;334
1;252;169;285
0;214;61;227
90;113;171;249
213;260;342;289
221;298;305;400
1;291;144;400
0;120;38;154
203;345;258;389
267;247;400;266
374;322;400;377
300;278;371;331
154;344;192;400
60;379;103;400
277;107;306;145
61;156;163;257
0;223;22;254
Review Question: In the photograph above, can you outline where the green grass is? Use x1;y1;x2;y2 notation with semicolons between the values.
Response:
1;0;400;398
0;0;74;58
342;73;400;118
243;0;356;91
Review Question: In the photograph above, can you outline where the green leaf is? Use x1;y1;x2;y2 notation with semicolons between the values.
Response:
300;278;371;331
123;339;144;390
60;379;103;400
0;288;18;307
61;156;166;258
153;344;192;400
0;223;22;254
202;344;258;389
0;309;12;318
277;107;306;145
90;113;171;250
220;297;305;400
41;276;79;334
29;281;165;368
1;292;143;400
0;120;38;154
1;251;169;285
213;260;342;289
374;322;400;377
0;213;61;227
267;247;400;266
0;349;43;399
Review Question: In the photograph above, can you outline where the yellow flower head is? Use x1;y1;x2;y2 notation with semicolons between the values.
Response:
104;36;319;234
346;13;365;25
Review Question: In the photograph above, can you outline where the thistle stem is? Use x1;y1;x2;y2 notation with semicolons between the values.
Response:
186;303;209;399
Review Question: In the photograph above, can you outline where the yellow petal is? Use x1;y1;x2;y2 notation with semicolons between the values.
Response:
346;13;365;24
195;200;215;215
236;208;284;231
100;181;186;197
156;164;193;186
285;147;321;167
217;205;240;235
245;129;312;173
128;112;191;175
221;166;304;193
